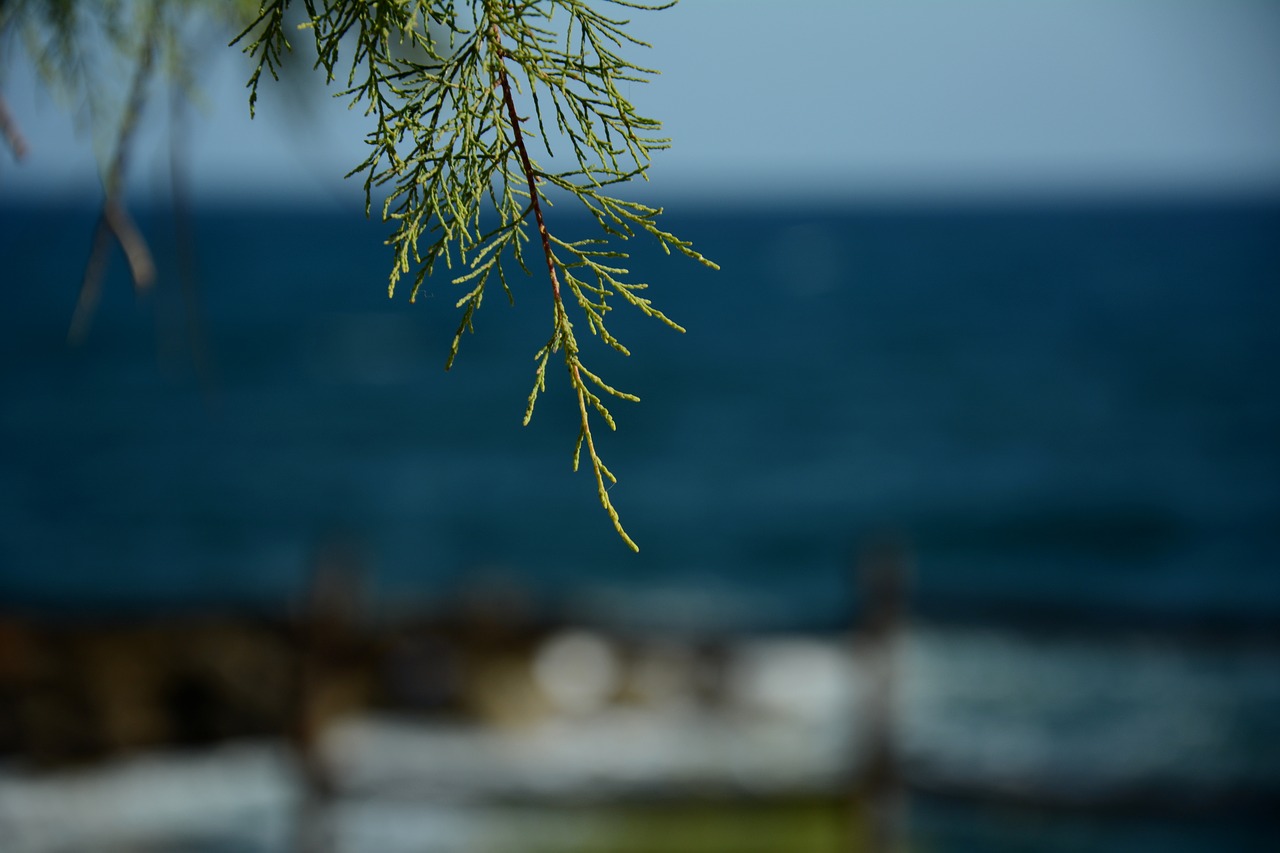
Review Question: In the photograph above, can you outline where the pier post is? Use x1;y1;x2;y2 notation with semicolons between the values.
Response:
853;537;911;853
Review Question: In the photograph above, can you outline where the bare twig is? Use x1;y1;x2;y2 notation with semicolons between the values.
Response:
67;213;116;344
69;6;159;344
0;92;28;160
167;77;219;399
105;199;156;289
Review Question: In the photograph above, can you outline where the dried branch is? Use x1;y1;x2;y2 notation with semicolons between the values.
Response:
0;92;28;160
68;4;159;344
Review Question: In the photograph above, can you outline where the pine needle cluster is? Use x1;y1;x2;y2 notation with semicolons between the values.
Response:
236;0;717;550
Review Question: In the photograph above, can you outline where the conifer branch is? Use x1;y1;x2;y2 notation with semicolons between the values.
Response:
12;0;716;548
490;11;637;550
237;0;718;549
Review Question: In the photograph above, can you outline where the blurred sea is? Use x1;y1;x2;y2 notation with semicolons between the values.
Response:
1;199;1276;626
2;199;1279;850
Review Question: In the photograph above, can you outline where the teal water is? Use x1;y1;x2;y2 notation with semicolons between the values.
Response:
2;200;1277;627
1;198;1278;849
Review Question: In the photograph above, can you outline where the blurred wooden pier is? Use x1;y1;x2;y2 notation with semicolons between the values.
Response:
2;539;1277;853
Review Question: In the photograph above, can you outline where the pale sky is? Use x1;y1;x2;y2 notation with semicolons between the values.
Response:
2;0;1279;204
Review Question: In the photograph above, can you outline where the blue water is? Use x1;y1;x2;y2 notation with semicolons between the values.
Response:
1;200;1278;629
2;199;1279;851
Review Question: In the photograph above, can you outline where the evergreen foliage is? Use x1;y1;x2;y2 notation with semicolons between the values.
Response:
2;0;716;550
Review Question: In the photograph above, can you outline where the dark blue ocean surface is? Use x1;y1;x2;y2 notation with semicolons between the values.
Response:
1;200;1278;628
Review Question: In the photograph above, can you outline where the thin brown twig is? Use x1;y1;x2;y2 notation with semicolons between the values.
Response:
105;200;156;289
69;5;159;344
490;33;561;312
168;79;219;401
0;92;28;160
68;213;116;344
